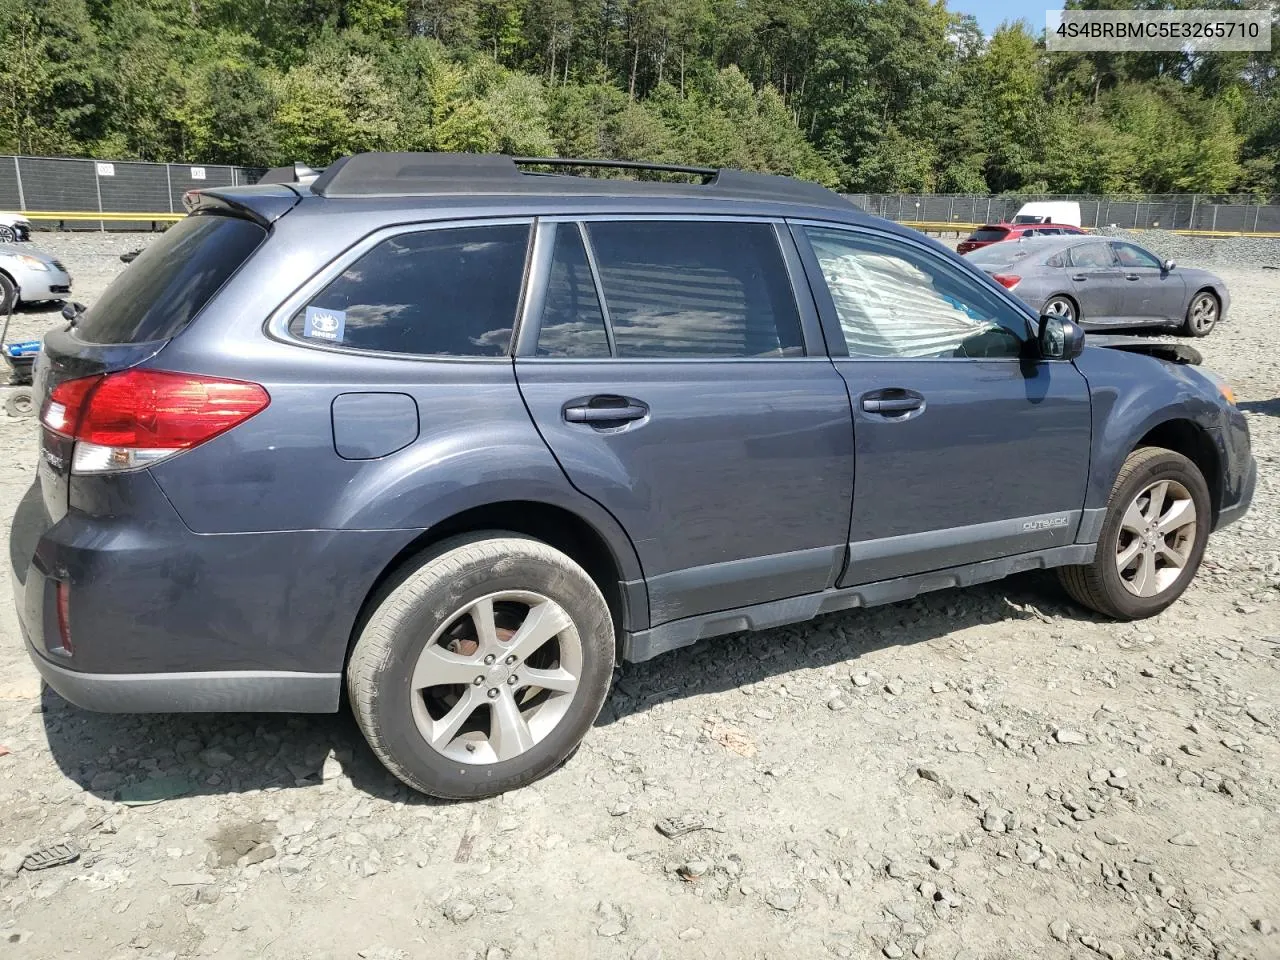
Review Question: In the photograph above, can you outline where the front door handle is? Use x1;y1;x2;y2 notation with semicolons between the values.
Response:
1125;273;1140;281
563;396;649;424
861;390;925;416
1071;274;1087;281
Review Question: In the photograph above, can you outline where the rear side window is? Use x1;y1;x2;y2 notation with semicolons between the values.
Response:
75;215;265;344
583;221;803;359
537;225;609;358
1069;243;1117;268
969;228;1009;242
289;224;529;356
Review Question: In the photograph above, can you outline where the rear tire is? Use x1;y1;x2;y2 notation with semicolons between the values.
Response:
1044;295;1078;324
1058;448;1210;620
347;532;615;799
1182;291;1218;337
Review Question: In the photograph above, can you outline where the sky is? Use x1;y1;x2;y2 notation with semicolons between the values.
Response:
956;0;1042;33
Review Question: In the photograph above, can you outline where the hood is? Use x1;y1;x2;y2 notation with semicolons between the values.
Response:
0;244;60;267
0;212;31;226
1088;334;1202;365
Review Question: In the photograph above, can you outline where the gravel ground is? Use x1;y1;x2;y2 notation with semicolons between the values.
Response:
1;233;1278;960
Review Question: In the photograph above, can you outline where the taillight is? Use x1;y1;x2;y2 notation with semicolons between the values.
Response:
992;274;1021;290
41;369;270;474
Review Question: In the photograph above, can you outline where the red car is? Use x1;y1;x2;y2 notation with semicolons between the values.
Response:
957;222;1087;255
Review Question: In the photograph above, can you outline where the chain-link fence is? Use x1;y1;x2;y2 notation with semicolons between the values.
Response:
846;193;1280;234
4;155;1280;235
0;155;266;230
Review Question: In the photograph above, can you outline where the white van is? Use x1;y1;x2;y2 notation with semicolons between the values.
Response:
1012;201;1081;227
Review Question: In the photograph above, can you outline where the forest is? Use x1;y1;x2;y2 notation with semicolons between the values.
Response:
0;0;1277;195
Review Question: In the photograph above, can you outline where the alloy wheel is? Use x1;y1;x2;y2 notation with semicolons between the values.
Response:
1115;478;1197;598
1188;294;1217;333
1045;298;1075;322
410;590;582;764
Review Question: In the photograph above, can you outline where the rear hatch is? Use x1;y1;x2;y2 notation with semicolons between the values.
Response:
36;213;270;521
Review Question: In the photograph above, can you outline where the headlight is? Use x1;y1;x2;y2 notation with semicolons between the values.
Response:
11;254;49;272
1199;367;1236;405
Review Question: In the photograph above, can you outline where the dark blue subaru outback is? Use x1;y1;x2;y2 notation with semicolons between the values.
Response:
10;154;1255;798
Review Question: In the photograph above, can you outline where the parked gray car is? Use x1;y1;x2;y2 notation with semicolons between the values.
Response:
964;235;1227;337
11;153;1254;799
0;243;73;313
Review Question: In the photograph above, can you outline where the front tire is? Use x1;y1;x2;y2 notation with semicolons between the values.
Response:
0;225;15;243
1182;291;1218;337
347;533;615;799
1059;448;1210;620
0;273;16;314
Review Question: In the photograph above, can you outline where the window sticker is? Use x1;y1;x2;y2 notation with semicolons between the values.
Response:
304;305;346;342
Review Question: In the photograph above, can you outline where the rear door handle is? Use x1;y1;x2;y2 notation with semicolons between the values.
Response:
1071;274;1087;281
563;396;649;424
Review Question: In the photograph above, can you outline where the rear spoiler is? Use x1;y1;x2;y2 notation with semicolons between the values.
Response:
182;184;302;226
1089;335;1202;365
257;162;323;186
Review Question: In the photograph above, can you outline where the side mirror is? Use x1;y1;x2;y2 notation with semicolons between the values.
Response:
1162;259;1176;272
1038;314;1085;361
60;302;86;322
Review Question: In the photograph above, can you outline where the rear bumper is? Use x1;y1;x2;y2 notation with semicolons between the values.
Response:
10;473;415;711
22;626;339;712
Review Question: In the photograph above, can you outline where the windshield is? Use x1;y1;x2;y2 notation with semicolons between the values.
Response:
74;215;266;344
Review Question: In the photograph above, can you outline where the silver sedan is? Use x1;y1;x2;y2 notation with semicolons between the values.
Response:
963;235;1228;337
0;243;73;313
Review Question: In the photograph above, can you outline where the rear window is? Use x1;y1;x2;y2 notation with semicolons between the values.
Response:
969;228;1009;242
75;215;266;344
288;224;530;356
964;244;1030;266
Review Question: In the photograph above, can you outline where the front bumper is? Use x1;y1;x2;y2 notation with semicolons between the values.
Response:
1214;452;1255;530
16;268;71;301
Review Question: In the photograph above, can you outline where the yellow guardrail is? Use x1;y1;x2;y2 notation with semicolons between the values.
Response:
897;219;1280;239
21;211;185;223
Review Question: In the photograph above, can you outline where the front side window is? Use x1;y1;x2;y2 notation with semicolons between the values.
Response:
289;224;529;356
1112;242;1161;269
583;221;804;359
1069;243;1118;268
803;226;1028;359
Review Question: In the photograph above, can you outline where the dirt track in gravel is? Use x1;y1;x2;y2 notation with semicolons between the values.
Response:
0;231;1277;960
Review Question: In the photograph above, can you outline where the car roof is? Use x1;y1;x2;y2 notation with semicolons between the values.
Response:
189;152;922;239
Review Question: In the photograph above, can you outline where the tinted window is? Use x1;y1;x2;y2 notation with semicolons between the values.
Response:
1113;242;1161;269
289;224;529;356
804;226;1028;359
1046;252;1067;268
1069;243;1117;268
584;221;803;359
76;215;265;344
970;228;1009;242
537;224;609;358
